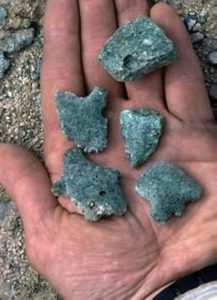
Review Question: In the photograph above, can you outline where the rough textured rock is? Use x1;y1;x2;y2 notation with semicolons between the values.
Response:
0;50;9;78
56;87;108;153
208;50;217;66
0;28;34;53
184;11;198;31
52;149;127;222
99;16;178;82
136;161;203;223
120;109;165;167
209;84;217;101
0;7;7;24
191;31;204;44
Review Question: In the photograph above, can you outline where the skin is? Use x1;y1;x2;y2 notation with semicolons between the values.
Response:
0;0;217;299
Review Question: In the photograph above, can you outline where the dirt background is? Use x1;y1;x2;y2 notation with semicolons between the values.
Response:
0;0;217;299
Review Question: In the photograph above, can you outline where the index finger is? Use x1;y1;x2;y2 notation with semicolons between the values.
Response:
41;0;85;177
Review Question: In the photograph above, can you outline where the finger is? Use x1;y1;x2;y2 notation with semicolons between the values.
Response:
151;3;214;121
41;0;84;168
79;0;124;100
115;0;164;110
0;144;57;232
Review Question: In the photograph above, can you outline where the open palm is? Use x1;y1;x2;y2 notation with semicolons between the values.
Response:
0;1;217;299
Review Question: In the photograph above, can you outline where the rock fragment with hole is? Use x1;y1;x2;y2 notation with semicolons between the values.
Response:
120;108;165;167
136;161;203;224
52;149;127;222
56;87;108;153
99;16;178;82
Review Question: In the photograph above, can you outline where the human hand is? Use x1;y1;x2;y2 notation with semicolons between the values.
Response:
0;1;217;299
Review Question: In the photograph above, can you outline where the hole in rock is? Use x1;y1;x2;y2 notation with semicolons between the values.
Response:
123;55;136;68
99;191;107;197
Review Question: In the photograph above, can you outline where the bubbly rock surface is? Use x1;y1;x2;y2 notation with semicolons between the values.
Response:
56;87;108;153
99;16;178;82
136;161;203;223
120;108;165;167
52;149;127;222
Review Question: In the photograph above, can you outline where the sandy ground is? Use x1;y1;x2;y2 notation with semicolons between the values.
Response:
0;0;216;299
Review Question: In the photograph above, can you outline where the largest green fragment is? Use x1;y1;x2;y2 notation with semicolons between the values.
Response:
52;149;127;222
99;17;178;82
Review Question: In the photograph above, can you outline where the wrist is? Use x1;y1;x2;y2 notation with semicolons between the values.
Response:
148;263;217;300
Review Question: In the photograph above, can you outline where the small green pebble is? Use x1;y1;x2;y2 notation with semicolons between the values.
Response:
120;108;165;167
135;161;203;224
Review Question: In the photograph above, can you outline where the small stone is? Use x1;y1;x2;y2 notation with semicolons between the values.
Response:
209;84;217;101
192;23;202;32
0;50;9;78
30;58;42;81
52;148;127;222
0;200;12;223
0;6;7;24
0;28;34;53
99;16;178;82
0;89;6;100
213;7;217;17
135;161;203;224
0;30;9;40
188;11;197;17
190;32;204;44
32;93;41;108
208;51;217;67
56;87;108;153
120;109;165;167
184;13;197;31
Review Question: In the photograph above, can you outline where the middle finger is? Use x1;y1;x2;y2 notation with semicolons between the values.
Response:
79;0;124;101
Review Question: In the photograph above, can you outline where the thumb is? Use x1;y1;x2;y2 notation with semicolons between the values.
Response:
0;143;58;231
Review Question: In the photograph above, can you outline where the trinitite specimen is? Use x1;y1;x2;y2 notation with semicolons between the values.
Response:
56;87;108;153
136;162;202;223
99;16;178;82
120;109;165;167
52;149;127;222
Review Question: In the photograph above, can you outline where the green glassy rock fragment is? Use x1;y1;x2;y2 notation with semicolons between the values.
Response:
56;87;108;153
99;16;178;82
52;149;127;222
120;109;165;167
136;162;203;224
